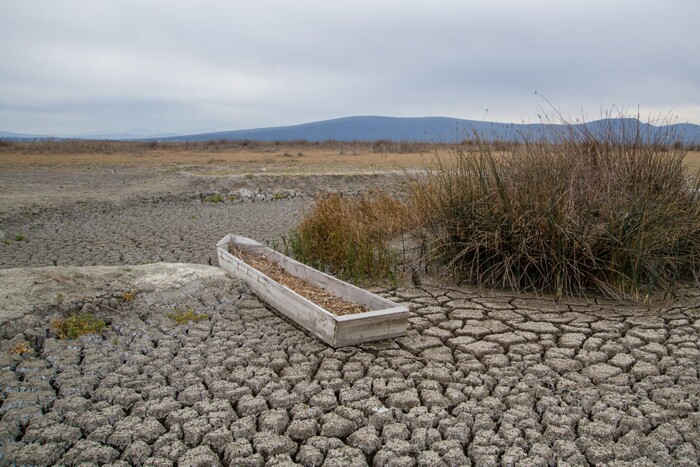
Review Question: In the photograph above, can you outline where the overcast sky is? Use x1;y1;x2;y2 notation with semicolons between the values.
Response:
1;0;698;136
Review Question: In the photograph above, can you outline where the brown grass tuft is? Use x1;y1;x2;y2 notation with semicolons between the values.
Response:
287;192;415;284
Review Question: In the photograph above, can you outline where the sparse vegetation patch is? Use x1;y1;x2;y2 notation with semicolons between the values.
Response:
203;193;223;203
120;291;135;302
51;314;106;339
10;341;33;355
167;308;209;325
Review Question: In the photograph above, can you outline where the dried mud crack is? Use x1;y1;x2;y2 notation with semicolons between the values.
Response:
0;171;699;466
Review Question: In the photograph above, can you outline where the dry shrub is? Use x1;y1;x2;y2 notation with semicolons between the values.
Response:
287;192;413;283
410;117;700;301
0;139;452;155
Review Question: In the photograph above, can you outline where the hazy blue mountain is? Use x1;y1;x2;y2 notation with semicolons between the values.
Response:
162;116;523;142
161;116;700;144
2;117;699;143
0;130;58;140
68;128;218;140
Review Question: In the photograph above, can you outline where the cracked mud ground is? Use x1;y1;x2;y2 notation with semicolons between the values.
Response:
1;174;699;466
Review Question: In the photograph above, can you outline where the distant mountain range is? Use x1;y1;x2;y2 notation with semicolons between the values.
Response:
2;116;699;143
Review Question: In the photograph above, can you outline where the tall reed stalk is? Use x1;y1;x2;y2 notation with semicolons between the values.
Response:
409;117;700;301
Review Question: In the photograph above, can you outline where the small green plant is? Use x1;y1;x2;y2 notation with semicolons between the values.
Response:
55;293;65;304
2;239;10;245
10;341;33;355
203;193;223;203
167;308;209;325
14;234;25;241
227;194;239;201
51;314;106;339
110;337;120;345
273;192;287;200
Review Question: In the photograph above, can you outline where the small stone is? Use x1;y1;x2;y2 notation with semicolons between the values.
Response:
416;450;445;466
456;326;491;338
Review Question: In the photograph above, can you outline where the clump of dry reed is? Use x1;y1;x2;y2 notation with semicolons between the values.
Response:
409;117;700;301
287;192;413;284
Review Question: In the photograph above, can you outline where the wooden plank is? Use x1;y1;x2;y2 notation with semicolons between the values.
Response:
216;235;408;347
218;249;337;345
334;312;408;347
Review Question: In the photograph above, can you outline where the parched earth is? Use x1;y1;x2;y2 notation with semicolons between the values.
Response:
0;168;699;466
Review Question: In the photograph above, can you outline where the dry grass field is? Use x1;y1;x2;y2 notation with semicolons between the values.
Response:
684;150;700;171
0;141;445;175
2;140;698;175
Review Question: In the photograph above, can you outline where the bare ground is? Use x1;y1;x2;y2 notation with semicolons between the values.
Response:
0;148;699;466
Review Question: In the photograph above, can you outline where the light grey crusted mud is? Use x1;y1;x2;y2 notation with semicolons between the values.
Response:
0;198;306;269
0;263;229;340
1;266;699;466
0;169;406;270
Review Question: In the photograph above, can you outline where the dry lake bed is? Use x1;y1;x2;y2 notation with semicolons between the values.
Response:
0;146;699;466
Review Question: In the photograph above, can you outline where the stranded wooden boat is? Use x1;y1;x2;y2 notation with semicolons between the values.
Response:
217;234;408;347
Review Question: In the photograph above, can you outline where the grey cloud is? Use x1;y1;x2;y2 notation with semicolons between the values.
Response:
0;0;698;135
